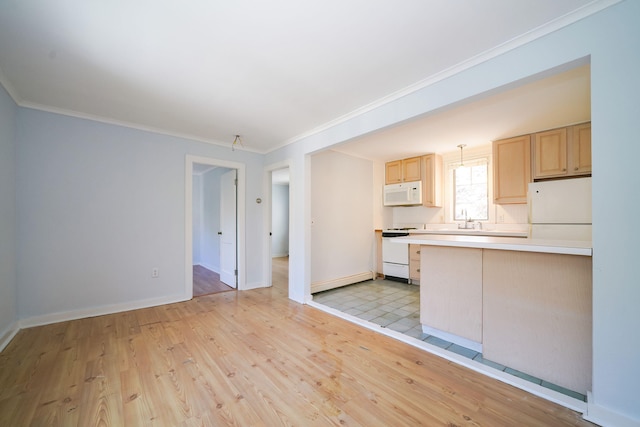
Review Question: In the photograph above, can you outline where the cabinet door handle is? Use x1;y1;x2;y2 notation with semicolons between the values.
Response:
417;268;420;272
574;167;579;171
417;250;421;254
562;168;567;171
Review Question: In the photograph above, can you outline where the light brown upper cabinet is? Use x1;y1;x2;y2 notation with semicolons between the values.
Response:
571;122;592;175
422;154;443;207
403;156;422;182
493;135;531;204
533;122;591;179
385;160;403;184
533;128;568;178
385;154;442;207
385;156;422;184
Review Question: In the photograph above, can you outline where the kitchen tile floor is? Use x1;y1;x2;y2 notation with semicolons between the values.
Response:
312;278;586;402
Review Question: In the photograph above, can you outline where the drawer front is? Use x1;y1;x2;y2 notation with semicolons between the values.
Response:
410;244;421;260
410;260;421;280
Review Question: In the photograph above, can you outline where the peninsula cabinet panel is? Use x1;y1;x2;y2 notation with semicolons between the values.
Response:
420;246;482;343
533;128;568;178
482;249;592;394
493;135;531;204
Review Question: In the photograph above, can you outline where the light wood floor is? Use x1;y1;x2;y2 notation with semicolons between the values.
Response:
0;258;594;426
192;265;234;297
271;256;288;293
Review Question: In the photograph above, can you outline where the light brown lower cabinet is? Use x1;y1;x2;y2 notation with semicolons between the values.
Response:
409;244;421;284
419;245;592;395
482;249;592;394
420;246;483;343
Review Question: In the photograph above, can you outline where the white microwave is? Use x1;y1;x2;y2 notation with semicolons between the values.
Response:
383;181;422;206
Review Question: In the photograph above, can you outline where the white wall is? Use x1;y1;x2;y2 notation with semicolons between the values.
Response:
266;2;640;424
271;184;289;257
372;160;389;230
0;82;17;345
310;150;374;285
15;108;266;322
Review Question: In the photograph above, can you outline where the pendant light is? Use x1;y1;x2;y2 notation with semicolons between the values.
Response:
232;134;244;151
457;144;466;167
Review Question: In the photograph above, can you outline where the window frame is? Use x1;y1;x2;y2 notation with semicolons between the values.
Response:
443;146;495;225
452;160;489;222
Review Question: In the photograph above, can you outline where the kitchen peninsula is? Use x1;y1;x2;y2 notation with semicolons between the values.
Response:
394;234;592;395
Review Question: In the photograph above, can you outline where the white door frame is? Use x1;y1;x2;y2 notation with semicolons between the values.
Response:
185;155;246;299
219;169;237;288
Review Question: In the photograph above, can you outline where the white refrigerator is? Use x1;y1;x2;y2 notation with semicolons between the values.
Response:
528;177;592;241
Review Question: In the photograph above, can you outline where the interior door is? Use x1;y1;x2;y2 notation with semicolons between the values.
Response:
219;169;237;288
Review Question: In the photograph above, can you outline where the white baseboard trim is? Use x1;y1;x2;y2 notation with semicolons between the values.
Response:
19;294;190;330
584;394;640;427
421;324;483;353
243;281;268;291
0;322;20;352
311;271;375;294
272;252;289;258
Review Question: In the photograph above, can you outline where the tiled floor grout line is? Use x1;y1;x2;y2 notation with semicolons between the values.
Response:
312;279;586;402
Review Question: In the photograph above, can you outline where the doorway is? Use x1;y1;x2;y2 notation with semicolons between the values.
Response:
185;155;246;299
191;165;237;296
270;167;290;295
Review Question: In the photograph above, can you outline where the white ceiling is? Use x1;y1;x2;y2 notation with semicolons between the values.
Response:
0;1;606;154
334;63;591;161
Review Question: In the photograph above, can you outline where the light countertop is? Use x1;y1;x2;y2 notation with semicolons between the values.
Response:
408;229;528;237
392;234;592;256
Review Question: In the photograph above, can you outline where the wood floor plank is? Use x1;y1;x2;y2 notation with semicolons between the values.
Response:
193;265;234;297
0;267;595;426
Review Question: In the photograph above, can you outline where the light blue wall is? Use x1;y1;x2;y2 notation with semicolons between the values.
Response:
0;82;17;341
15;108;265;319
3;1;638;423
267;1;640;424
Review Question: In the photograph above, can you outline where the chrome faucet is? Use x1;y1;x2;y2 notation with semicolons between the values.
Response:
458;209;475;229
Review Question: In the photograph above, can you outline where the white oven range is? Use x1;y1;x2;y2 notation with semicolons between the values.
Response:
381;229;412;281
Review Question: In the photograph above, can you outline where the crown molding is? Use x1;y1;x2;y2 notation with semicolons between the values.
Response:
17;100;265;154
1;0;620;155
0;66;22;105
271;0;621;153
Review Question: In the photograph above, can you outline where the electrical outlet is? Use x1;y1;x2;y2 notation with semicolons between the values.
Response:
152;268;159;278
498;214;505;223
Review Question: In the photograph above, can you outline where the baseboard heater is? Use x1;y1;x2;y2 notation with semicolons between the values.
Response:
311;271;375;294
